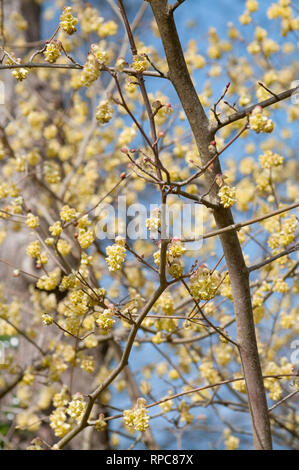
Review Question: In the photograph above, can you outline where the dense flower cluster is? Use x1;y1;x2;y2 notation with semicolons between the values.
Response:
105;238;126;272
259;150;284;169
218;184;236;208
80;54;100;87
123;398;150;432
249;106;274;133
60;7;78;35
26;213;39;228
189;266;221;301
6;54;29;81
96;100;114;124
132;54;148;72
44;41;61;63
146;208;161;232
96;306;116;332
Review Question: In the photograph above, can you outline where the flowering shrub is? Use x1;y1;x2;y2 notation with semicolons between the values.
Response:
0;0;298;452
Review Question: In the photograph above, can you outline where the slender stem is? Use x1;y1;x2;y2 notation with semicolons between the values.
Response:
248;243;299;273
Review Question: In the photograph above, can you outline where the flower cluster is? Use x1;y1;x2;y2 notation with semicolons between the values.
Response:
218;184;236;208
49;221;63;236
12;66;29;82
153;238;186;279
6;54;29;81
26;240;41;258
44;41;61;63
60;205;77;222
42;313;54;325
67;395;87;422
57;239;71;256
105;237;126;272
80;54;100;87
189;265;220;301
259;150;284;169
95;414;107;431
78;229;95;249
26;213;39;229
167;238;185;279
249;106;274;133
224;428;240;450
178;400;194;424
132;54;148;72
123;398;150;432
37;268;61;291
79;6;103;35
146;208;161;232
49;407;71;437
96;306;116;332
96;100;114;124
60;7;78;35
91;44;110;65
267;214;297;249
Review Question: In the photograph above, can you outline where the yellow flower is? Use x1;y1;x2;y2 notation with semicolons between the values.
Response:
95;414;107;431
44;41;61;63
96;100;114;124
123;398;150;432
26;240;41;258
218;185;236;208
105;237;126;272
132;54;148;72
57;239;71;256
80;54;100;87
60;205;77;222
60;7;78;35
26;213;39;228
49;221;63;236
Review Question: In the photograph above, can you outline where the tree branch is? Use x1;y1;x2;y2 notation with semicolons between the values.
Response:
215;86;299;130
171;0;186;13
248;243;299;273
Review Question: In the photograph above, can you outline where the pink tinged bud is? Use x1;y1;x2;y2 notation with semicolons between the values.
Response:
120;147;129;154
253;105;262;113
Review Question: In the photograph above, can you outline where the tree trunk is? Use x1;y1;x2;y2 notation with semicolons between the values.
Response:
150;0;272;450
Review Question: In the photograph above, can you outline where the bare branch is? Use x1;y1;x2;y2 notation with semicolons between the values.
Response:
215;86;299;130
248;243;299;273
171;0;186;13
